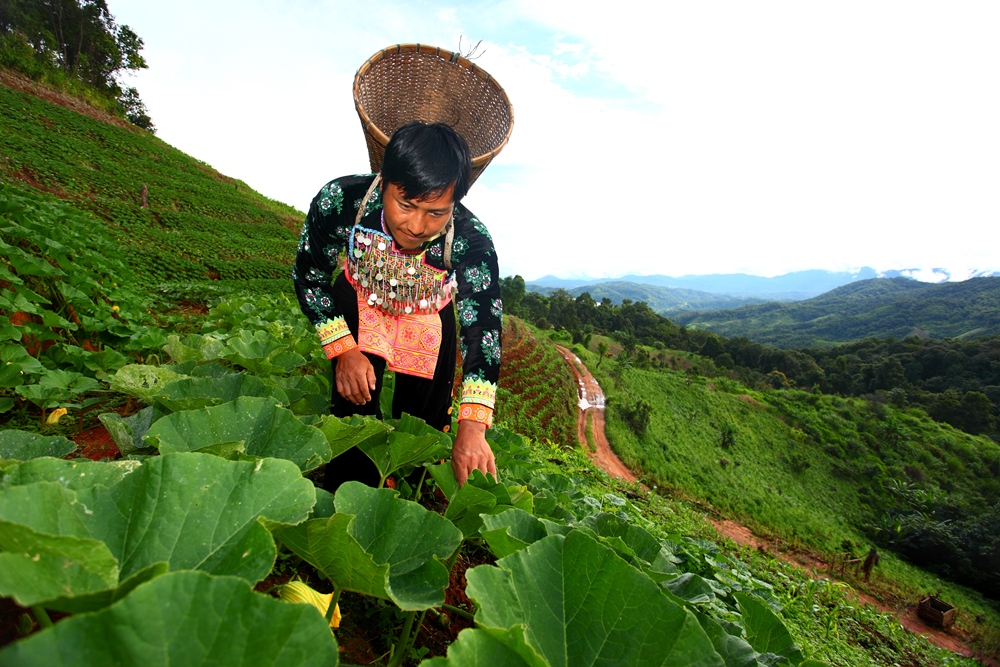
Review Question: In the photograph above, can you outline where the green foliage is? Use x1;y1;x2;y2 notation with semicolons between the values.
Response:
0;452;315;611
0;83;301;291
1;0;153;128
0;571;339;666
276;481;463;611
466;531;723;667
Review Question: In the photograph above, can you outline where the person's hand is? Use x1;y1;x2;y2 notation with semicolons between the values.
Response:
452;420;497;486
335;348;376;405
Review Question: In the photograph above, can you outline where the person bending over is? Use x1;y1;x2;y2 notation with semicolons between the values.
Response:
293;121;500;490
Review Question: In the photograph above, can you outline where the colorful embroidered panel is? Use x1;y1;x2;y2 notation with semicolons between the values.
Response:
356;295;442;380
316;316;351;346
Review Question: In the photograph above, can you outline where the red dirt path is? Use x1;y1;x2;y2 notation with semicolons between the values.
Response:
555;348;990;664
554;345;636;483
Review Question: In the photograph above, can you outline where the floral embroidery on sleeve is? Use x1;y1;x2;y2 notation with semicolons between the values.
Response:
317;182;344;215
458;298;478;326
463;262;491;293
480;329;501;365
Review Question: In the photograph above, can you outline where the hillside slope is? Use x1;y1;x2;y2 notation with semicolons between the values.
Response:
673;276;1000;347
0;72;301;291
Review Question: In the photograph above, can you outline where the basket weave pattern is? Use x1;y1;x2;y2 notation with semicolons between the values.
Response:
353;44;514;184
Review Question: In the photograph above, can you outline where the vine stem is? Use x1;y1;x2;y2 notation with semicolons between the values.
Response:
324;587;341;625
441;603;475;622
31;605;52;629
399;610;428;662
387;611;416;667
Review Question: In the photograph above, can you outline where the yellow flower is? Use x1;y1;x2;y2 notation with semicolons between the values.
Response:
46;408;68;424
112;305;120;311
279;581;341;628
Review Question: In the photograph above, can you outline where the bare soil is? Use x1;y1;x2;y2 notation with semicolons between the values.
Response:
554;345;636;483
555;348;991;664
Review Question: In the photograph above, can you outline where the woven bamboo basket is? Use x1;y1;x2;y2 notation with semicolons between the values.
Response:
353;44;514;184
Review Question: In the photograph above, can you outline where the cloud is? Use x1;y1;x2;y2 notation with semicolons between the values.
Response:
114;0;1000;279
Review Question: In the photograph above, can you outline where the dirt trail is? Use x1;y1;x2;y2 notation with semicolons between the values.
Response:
554;346;636;482
555;348;988;664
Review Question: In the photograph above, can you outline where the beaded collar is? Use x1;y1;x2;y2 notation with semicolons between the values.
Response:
345;219;457;316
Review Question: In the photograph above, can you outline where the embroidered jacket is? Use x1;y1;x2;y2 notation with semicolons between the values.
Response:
293;174;501;427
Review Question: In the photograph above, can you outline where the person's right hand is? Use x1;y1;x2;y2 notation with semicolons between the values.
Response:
336;348;376;405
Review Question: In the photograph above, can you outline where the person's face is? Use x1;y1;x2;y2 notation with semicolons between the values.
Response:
381;181;455;250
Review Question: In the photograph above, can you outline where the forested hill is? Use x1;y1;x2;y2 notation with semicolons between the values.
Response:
672;276;1000;348
530;280;770;314
0;73;302;292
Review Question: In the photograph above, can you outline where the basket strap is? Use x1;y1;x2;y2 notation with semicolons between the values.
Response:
356;174;382;226
443;218;455;271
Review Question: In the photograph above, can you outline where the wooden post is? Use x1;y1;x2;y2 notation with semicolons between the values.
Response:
141;184;149;208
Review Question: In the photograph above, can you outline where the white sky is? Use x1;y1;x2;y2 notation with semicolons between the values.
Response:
112;0;1000;281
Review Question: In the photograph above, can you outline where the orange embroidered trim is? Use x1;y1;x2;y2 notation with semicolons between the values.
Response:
316;317;351;346
457;403;493;428
323;336;357;360
460;377;497;409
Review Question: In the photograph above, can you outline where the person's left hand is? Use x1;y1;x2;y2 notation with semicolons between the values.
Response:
452;420;497;486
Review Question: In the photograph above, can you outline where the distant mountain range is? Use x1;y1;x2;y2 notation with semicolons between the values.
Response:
529;267;1000;303
671;276;1000;348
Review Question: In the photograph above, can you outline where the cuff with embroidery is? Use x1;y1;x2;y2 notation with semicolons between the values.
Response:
458;403;494;428
322;335;357;360
316;317;356;359
460;376;497;409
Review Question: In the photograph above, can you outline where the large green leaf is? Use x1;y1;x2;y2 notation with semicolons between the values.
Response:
0;571;339;666
481;508;550;559
98;406;161;456
224;329;306;375
695;611;759;667
277;481;462;610
0;453;315;611
466;531;724;667
442;470;534;540
1;344;44;376
143;396;331;472
356;415;451;484
0;430;76;460
421;627;547;667
163;333;228;364
317;414;391;461
151;373;284;412
109;364;188;403
1;457;140;490
576;513;679;581
735;593;804;666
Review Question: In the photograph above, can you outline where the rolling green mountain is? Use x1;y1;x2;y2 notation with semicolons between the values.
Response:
530;280;771;313
672;276;1000;348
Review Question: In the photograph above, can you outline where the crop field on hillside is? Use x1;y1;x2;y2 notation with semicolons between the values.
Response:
495;317;577;447
0;81;301;287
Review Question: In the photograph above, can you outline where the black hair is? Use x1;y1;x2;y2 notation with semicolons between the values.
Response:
381;121;472;203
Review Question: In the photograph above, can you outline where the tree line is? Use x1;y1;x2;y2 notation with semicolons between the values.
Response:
501;276;999;442
0;0;153;130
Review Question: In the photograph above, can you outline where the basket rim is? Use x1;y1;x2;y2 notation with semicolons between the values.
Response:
352;43;515;169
